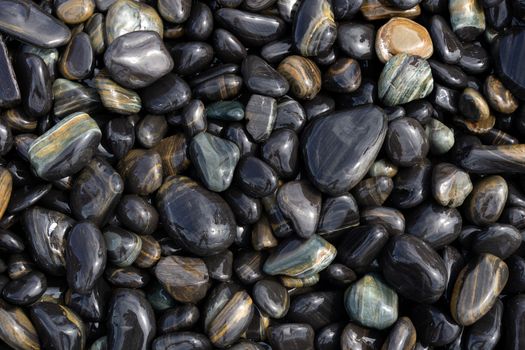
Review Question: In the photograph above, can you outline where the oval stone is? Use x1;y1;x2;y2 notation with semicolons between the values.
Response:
293;0;336;57
465;175;508;226
156;176;235;256
302;105;387;196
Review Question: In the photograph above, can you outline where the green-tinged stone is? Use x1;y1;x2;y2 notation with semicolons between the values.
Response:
263;234;336;278
28;112;101;181
449;0;485;41
94;71;141;115
207;101;245;121
378;53;433;106
90;336;107;350
425;118;455;155
189;132;240;192
451;253;508;326
52;79;100;118
344;273;398;330
105;0;163;44
280;274;320;288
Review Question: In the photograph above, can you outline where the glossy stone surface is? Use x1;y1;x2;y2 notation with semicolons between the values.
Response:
136;114;167;148
0;299;40;350
505;294;525;350
360;206;405;236
432;163;472;208
2;271;46;306
0;36;20;108
278;55;322;100
52;79;100;118
429;15;462;64
380;234;446;303
382;317;417;350
28;112;101;181
337;225;388;271
104;31;172;89
472;224;521;260
465;175;508;225
242;55;289;97
65;279;110;322
340;322;383;350
104;226;141;267
459;144;525;174
449;0;485;41
261;128;299;179
287;291;345;330
451;253;508;326
65;222;106;293
462;299;502;350
385;117;429;167
484;75;518;114
253;279;289;319
317;194;360;238
0;0;71;48
156;176;235;256
344;273;398;330
337;22;375;60
245;94;277;143
292;0;336;57
376;17;433;63
14;53;52;118
459;88;490;122
30;302;84;350
139;74;191;115
263;235;336;278
302;105;387;196
107;289;156;350
495;28;525;100
411;304;461;347
213;29;247;63
234;156;278;198
268;324;315;350
154;255;209;303
152;332;212;350
379;54;434;106
158;0;191;23
59;32;94;81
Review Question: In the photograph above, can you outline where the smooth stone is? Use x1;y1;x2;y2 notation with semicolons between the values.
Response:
505;255;525;293
140;74;191;115
268;324;315;350
344;273;398;330
158;0;191;23
251;215;278;250
136;114;168;149
380;234;446;303
281;274;320;288
494;28;525;99
484;75;517;115
261;128;299;179
104;31;172;89
7;183;51;214
340;322;383;350
432;162;472;208
105;266;149;288
234;156;278;198
158;304;200;333
58;32;94;81
253;279;289;319
337;22;375;60
107;289;156;350
104;118;135;160
449;0;485;41
317;194;360;238
70;158;123;226
385;117;429;166
360;206;405;236
504;294;525;350
65;222;106;293
7;254;34;280
152;332;212;350
428;60;467;90
223;187;261;225
242;55;289;97
203;250;233;281
303;93;335;120
234;250;265;284
375;17;433;63
458;144;525;174
105;0;163;44
54;0;94;24
0;299;40;350
14;53;52;118
360;0;421;20
332;0;363;19
206;101;244;121
411;304;461;347
0;228;23;253
117;149;162;195
182;100;206;136
316;323;344;350
277;180;321;238
425;118;455;155
29;112;101;181
0;36;20;108
384;0;422;9
263;235;336;278
134;235;161;268
52;79;100;118
302;105;387;196
2;271;46;306
471;224;521;259
292;0;336;57
353;176;393;207
156;176;235;256
30;302;85;350
465;175;508;225
193;74;243;101
22;207;74;276
459;42;490;75
451;253;508;326
222;123;257;157
154;255;209;304
212;29;247;63
277;0;301;22
245;95;277;143
261;38;294;64
337;225;388;271
188;63;240;87
431;83;459;114
462;300;503;350
190;132;240;192
487;0;511;29
104;226;142;267
405;202;462;249
381;317;417;350
0;121;12;157
378;54;434;106
85;13;106;55
278;56;322;100
65;279;111;322
95;71;142;115
429;15;462;64
389;159;432;209
459;88;490;121
322;58;361;93
0;0;71;48
287;291;345;331
204;283;254;348
153;134;190;176
368;159;398;178
214;8;285;46
170;42;213;76
274;97;306;133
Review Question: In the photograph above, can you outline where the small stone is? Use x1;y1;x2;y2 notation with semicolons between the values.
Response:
432;163;473;208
